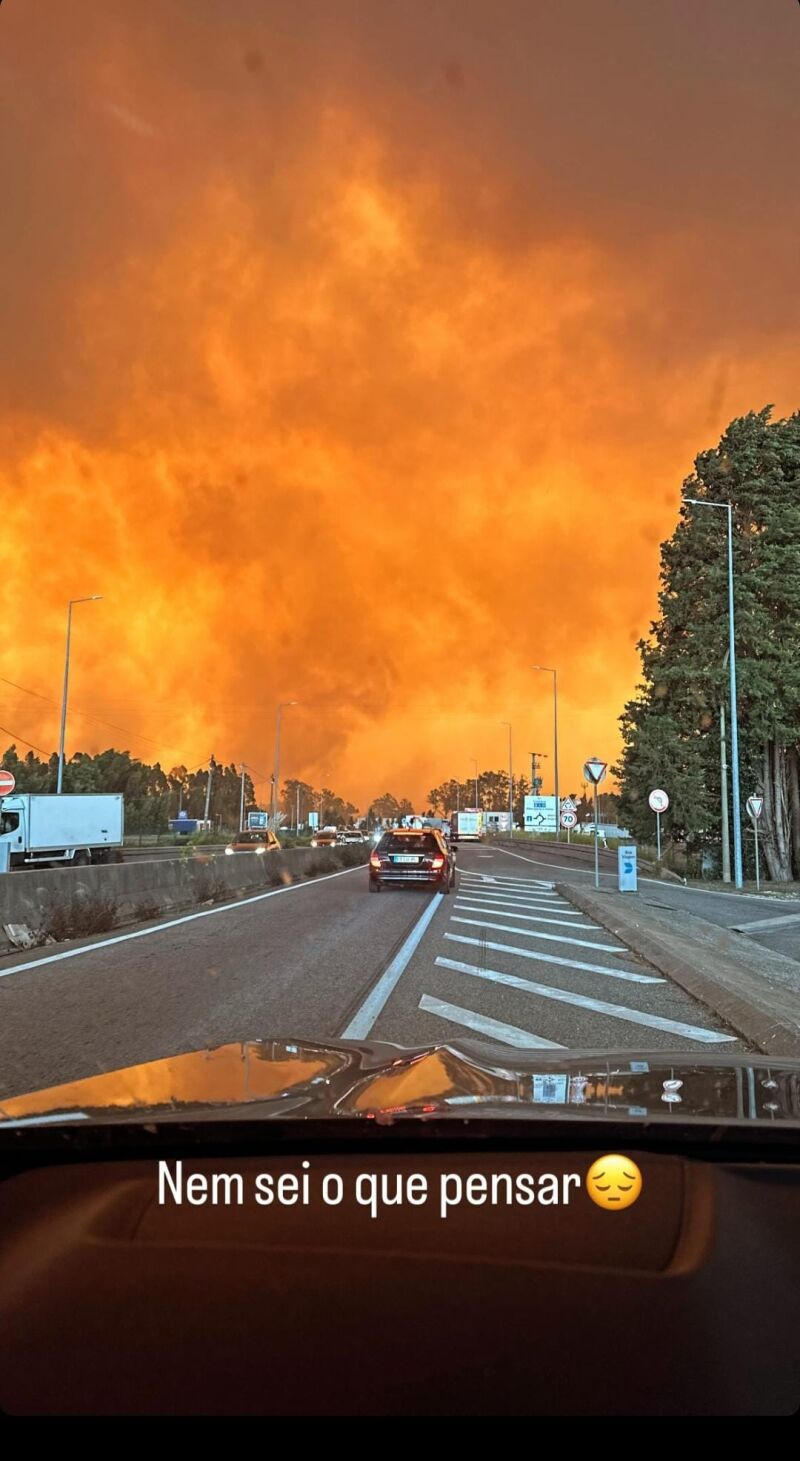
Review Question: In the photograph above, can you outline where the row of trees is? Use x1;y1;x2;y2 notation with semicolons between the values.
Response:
616;407;800;882
0;747;367;835
426;770;620;826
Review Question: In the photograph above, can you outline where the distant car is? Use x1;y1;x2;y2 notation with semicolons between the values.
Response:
310;830;337;848
369;828;456;894
342;830;366;844
225;829;281;856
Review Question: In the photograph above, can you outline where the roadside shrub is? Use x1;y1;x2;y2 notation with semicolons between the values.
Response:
192;870;223;903
133;897;161;922
42;892;119;942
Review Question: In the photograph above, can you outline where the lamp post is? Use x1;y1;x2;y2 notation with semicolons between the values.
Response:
533;666;559;838
720;649;731;884
239;764;246;832
685;499;743;888
501;722;513;835
272;701;298;823
57;596;102;793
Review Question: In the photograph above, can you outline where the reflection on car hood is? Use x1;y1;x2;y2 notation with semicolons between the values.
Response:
1;1037;800;1126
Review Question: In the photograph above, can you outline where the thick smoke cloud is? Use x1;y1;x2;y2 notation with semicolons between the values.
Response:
1;1;798;804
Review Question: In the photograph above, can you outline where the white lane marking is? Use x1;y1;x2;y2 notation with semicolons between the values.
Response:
418;994;565;1049
457;882;565;904
459;870;557;891
731;912;800;933
436;957;736;1044
451;915;629;955
458;866;554;881
457;887;566;909
340;895;444;1039
0;864;364;981
0;1110;90;1127
491;845;800;903
455;899;594;929
456;891;582;914
491;846;621;876
444;932;663;984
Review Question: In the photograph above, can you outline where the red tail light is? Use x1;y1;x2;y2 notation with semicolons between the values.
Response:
369;852;382;869
431;855;445;868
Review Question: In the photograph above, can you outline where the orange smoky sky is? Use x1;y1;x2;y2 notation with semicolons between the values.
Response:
1;0;798;808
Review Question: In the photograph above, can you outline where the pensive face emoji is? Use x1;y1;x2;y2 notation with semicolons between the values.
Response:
586;1155;643;1210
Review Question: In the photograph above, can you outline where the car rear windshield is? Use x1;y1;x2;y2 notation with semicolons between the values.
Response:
382;834;440;854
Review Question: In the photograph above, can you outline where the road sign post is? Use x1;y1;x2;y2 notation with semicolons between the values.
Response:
648;789;669;862
746;795;763;892
560;805;577;845
583;758;608;889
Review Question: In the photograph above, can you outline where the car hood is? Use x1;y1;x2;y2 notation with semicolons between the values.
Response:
1;1037;799;1126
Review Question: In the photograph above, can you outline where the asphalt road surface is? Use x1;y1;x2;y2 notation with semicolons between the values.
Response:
0;843;751;1101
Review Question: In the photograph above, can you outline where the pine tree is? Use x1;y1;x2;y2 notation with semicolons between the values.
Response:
616;408;800;880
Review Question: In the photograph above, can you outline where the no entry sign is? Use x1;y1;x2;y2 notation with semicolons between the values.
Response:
0;770;16;796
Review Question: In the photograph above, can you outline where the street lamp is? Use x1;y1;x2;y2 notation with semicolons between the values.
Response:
685;498;743;888
239;763;247;832
470;757;479;811
500;722;513;835
57;596;102;793
272;701;298;822
533;666;559;838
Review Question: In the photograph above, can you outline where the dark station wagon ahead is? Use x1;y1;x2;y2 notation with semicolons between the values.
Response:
368;828;456;893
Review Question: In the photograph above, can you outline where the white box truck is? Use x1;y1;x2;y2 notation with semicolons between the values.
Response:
0;794;125;868
449;810;484;843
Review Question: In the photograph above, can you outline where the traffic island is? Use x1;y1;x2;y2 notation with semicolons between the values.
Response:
556;882;800;1058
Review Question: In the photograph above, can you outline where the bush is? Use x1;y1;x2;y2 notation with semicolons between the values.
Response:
41;892;119;942
133;897;161;922
192;870;224;903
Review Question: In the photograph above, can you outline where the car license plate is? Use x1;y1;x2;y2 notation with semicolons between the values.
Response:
393;855;419;863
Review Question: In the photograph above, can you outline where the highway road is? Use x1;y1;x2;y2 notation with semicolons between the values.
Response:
0;842;749;1101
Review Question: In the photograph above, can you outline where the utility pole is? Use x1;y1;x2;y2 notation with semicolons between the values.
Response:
529;751;547;790
56;595;102;793
533;666;559;839
239;764;246;833
204;757;215;826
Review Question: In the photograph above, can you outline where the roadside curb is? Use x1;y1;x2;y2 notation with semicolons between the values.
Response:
556;882;800;1058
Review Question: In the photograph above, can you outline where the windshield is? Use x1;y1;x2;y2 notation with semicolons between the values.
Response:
381;833;441;855
1;1;799;1131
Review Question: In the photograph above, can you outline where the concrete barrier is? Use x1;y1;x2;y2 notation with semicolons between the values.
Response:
0;845;368;954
